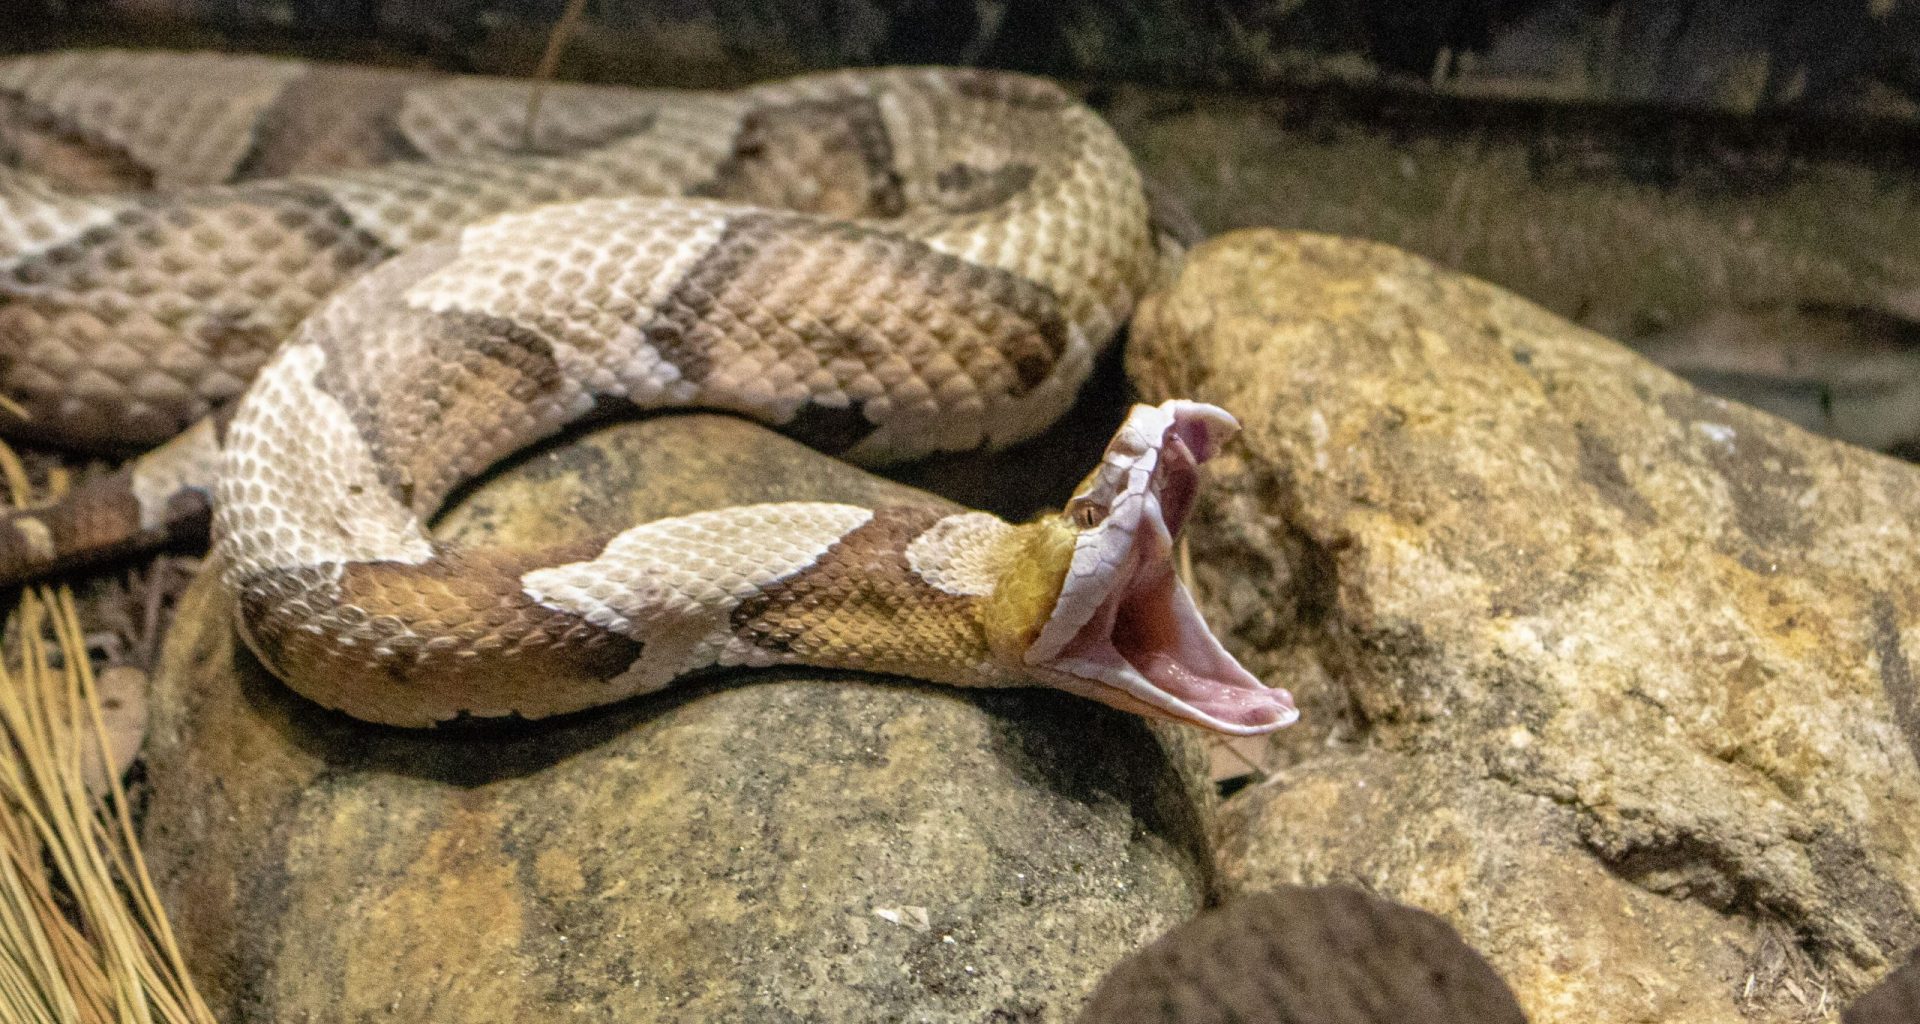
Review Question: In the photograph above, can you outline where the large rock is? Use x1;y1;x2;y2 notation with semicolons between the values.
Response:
139;413;1212;1024
1074;885;1528;1024
1128;229;1920;1022
1847;948;1920;1023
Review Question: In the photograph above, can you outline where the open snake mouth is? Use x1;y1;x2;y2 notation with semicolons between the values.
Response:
1028;401;1298;735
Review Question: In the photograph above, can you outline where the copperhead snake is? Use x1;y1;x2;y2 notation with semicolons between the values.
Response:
0;49;1296;734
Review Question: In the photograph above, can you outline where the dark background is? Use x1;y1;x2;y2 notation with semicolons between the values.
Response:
12;1;1920;457
12;0;1920;115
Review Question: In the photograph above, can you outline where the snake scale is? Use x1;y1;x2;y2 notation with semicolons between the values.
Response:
0;49;1295;734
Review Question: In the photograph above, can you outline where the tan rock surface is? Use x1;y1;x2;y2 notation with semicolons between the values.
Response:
140;413;1212;1024
1129;229;1920;1022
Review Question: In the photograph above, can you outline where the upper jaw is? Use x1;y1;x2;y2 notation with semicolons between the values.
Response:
1027;401;1298;736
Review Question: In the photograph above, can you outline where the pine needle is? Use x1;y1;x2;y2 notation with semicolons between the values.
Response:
0;439;217;1024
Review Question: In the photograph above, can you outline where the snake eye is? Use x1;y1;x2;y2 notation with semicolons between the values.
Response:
1067;499;1105;528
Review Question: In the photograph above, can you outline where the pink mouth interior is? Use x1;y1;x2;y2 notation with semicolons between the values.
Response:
1054;423;1297;734
1114;559;1295;730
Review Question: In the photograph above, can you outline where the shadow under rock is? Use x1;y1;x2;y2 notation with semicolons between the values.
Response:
230;626;1215;870
974;686;1218;898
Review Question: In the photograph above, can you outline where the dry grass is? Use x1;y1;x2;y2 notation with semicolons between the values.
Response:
0;442;214;1024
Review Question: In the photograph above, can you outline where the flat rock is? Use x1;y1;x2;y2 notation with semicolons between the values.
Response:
1843;941;1920;1022
1846;948;1920;1023
139;413;1212;1024
1074;884;1528;1024
1127;229;1920;1022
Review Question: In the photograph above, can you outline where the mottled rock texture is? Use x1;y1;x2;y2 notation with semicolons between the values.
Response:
1129;229;1920;1023
140;413;1212;1024
1074;885;1527;1024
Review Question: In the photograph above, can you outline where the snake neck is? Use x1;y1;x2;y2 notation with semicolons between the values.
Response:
709;505;1037;689
220;500;1039;726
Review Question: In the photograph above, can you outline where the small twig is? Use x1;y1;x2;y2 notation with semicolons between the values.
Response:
521;0;593;152
1212;737;1269;780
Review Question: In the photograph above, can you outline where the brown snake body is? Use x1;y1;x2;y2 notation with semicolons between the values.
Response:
0;49;1295;734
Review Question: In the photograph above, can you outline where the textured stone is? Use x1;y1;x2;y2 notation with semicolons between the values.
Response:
1218;754;1765;1023
140;412;1212;1024
1129;229;1920;1023
1847;948;1920;1023
1074;885;1527;1024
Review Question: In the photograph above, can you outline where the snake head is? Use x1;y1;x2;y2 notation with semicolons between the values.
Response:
991;400;1298;735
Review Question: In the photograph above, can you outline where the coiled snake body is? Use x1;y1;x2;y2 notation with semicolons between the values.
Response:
0;49;1295;734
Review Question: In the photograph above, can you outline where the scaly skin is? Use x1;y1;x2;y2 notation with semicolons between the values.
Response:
0;52;1294;733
